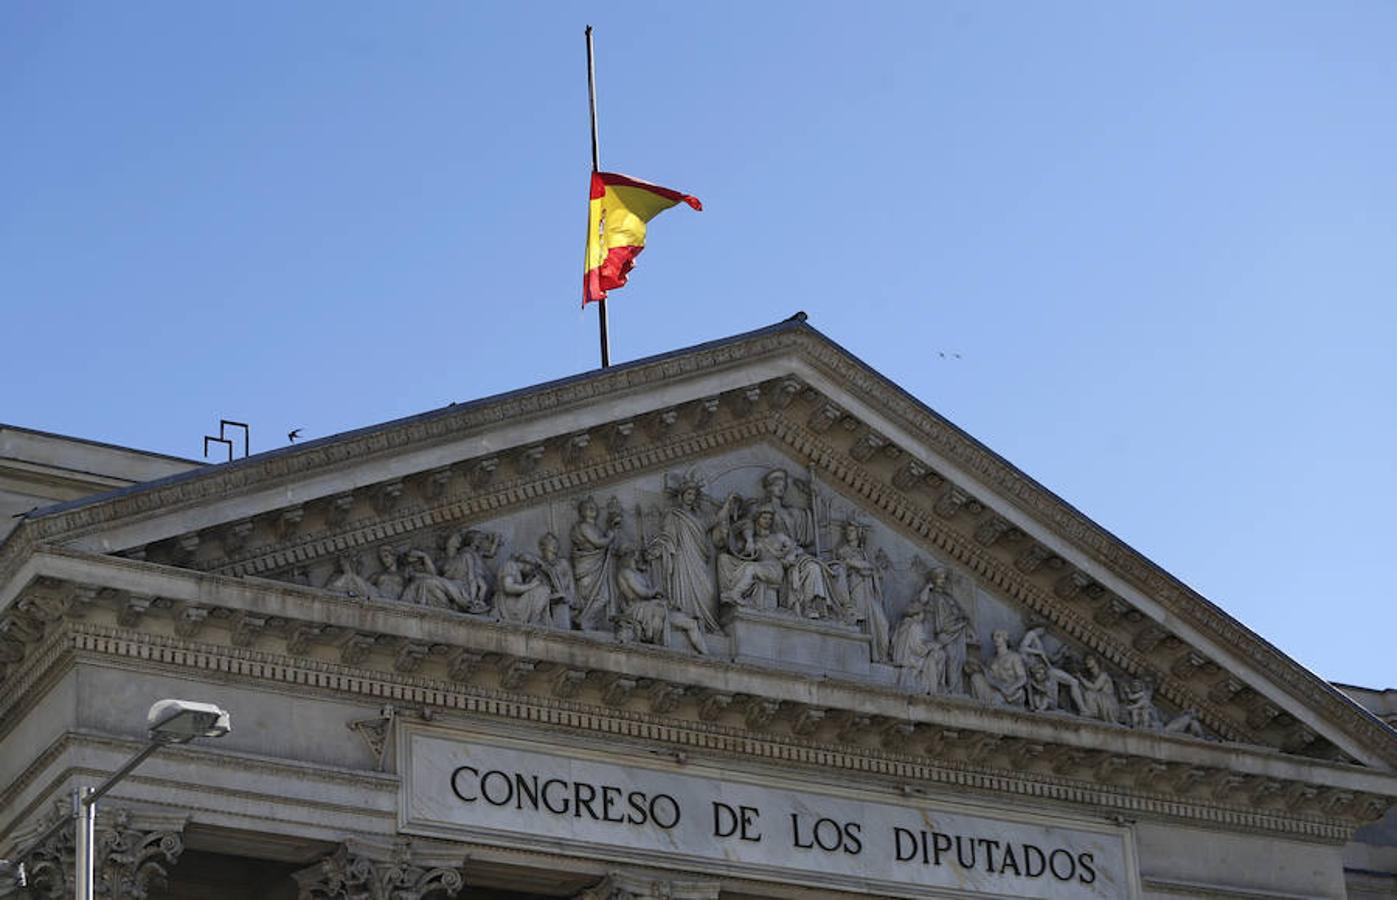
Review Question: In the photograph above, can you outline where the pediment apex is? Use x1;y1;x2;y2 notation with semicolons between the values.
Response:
1;316;1394;771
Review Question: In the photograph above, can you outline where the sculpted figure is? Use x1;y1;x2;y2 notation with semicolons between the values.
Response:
325;554;376;600
401;549;483;612
1077;655;1121;724
442;529;497;609
571;496;624;631
718;504;840;618
1122;679;1209;738
714;495;783;611
370;545;406;601
615;547;707;654
920;568;972;694
1019;625;1086;713
757;468;815;547
890;602;945;694
536;532;576;630
835;522;891;661
494;553;553;626
979;629;1029;707
647;475;720;633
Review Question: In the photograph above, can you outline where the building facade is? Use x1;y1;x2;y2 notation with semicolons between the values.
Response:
1;317;1394;899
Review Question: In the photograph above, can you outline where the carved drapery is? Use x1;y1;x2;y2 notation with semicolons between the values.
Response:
292;838;463;900
18;807;185;900
573;870;721;900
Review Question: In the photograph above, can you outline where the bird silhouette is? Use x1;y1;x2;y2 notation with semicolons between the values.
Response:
288;428;303;443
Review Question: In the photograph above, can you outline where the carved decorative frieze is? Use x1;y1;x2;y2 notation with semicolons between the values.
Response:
327;492;356;527
292;838;463;900
348;705;396;771
230;612;268;648
472;456;501;487
446;649;485;684
807;402;843;433
172;603;209;639
20;807;186;900
117;594;152;628
574;871;721;900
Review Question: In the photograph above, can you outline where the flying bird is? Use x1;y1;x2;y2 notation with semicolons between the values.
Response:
288;428;303;443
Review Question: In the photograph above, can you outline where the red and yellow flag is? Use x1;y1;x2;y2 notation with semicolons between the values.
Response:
584;171;701;305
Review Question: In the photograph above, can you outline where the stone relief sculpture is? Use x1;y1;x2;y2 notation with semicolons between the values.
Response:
615;546;708;654
969;630;1029;706
646;474;721;633
290;460;1217;739
919;568;972;695
495;552;554;626
537;532;576;631
401;550;482;613
757;467;815;547
325;554;377;600
1123;678;1209;738
890;601;945;693
369;545;406;602
572;496;624;631
441;529;497;611
1020;625;1087;713
834;520;891;662
1077;654;1120;724
717;503;843;619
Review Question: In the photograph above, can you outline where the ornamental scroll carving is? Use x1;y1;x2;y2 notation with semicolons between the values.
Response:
17;806;186;900
572;870;721;900
296;456;1208;738
292;838;463;900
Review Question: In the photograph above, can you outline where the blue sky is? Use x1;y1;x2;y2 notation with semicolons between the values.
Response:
2;3;1394;687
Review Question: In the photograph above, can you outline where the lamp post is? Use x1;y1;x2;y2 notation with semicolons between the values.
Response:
1;699;231;897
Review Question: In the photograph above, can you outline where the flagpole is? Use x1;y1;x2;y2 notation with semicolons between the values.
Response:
585;25;610;369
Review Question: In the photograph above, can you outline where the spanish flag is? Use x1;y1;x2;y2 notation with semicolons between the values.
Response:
584;171;701;306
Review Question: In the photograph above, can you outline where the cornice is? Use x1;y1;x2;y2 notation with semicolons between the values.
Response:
0;319;1390;771
0;592;1391;845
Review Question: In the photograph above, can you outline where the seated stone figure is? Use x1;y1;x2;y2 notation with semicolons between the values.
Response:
494;552;553;626
615;547;707;654
401;549;484;613
716;503;841;619
1077;655;1121;724
889;601;946;694
1019;625;1086;713
968;630;1029;707
324;554;376;600
1122;678;1209;738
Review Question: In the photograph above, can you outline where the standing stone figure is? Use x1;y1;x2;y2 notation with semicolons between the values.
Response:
1077;655;1121;724
758;468;815;547
647;475;720;633
920;568;972;694
370;545;406;602
571;496;624;631
615;546;708;654
442;529;497;610
834;521;891;662
536;532;576;630
494;553;553;626
325;554;377;600
890;602;945;694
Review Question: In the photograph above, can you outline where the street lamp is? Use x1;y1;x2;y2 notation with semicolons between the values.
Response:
1;699;231;898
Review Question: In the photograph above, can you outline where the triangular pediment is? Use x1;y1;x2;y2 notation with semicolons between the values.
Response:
3;317;1394;783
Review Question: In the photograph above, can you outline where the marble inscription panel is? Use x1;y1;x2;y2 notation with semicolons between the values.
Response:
399;728;1137;898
